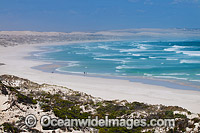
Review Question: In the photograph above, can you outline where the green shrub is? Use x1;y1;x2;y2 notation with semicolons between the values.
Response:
2;122;20;133
17;94;37;105
165;111;174;118
126;102;148;110
41;104;51;112
174;114;187;118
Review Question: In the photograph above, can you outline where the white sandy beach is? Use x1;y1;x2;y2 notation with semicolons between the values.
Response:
0;41;200;113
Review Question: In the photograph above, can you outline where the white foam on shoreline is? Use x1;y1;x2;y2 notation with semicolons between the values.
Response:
154;76;188;80
144;73;153;76
190;80;200;82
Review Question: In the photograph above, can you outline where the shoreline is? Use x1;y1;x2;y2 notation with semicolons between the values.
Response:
29;41;200;91
0;41;200;113
32;62;200;92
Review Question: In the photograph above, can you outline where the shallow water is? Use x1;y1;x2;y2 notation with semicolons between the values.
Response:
32;40;200;86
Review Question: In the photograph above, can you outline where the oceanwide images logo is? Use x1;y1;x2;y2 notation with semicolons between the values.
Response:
25;114;175;129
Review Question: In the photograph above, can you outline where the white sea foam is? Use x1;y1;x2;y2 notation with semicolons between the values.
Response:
65;61;80;67
97;45;110;50
94;57;123;62
116;65;136;69
119;48;161;53
180;51;200;57
115;70;120;72
180;60;200;64
154;76;188;80
94;53;124;57
164;45;187;52
149;56;157;59
144;73;153;76
132;54;141;56
189;80;200;82
160;73;190;76
165;46;200;56
166;58;178;61
173;45;187;48
94;58;131;64
119;49;141;52
164;47;177;52
119;44;149;53
137;44;148;50
83;46;93;50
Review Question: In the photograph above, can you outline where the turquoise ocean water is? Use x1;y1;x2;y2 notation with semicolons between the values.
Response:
33;41;200;86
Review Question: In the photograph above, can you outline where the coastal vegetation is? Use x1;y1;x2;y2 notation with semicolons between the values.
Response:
0;75;199;132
